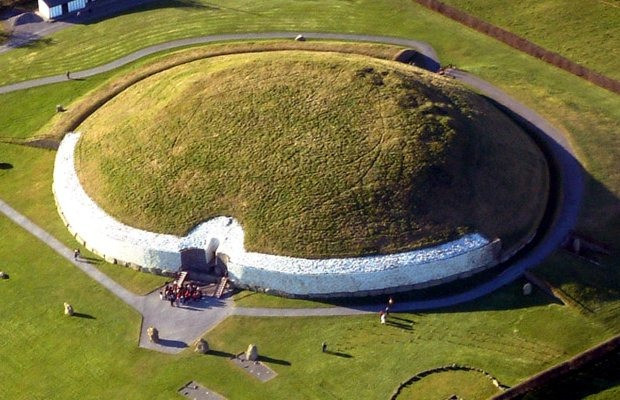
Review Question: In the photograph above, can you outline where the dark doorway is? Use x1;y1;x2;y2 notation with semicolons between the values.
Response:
180;248;208;271
212;253;229;277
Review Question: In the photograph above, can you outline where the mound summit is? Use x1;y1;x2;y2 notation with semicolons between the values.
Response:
76;51;548;258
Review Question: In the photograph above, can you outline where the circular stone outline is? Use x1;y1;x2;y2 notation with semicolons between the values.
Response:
49;46;555;298
54;132;502;296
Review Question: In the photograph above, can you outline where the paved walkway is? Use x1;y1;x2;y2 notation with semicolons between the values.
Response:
0;32;439;94
0;33;583;354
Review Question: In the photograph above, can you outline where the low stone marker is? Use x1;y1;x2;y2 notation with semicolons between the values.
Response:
246;344;258;361
195;339;209;354
295;34;305;41
178;380;227;400
0;271;9;279
230;349;278;382
64;302;74;316
147;326;159;343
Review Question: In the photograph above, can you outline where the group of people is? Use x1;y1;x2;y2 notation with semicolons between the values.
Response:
160;282;203;307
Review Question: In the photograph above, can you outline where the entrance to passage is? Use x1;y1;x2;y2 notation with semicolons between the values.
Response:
180;248;228;282
180;248;208;271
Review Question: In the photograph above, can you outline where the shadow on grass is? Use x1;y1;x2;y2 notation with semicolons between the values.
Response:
259;355;292;366
208;349;235;358
0;162;13;169
80;0;224;25
6;34;54;49
72;312;95;319
324;350;353;359
386;319;413;330
79;256;101;264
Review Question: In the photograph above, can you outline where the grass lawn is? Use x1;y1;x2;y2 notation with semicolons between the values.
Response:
2;217;614;399
75;49;548;257
0;143;168;294
0;0;616;301
396;370;501;399
0;3;618;396
233;290;334;308
439;0;620;80
204;285;616;399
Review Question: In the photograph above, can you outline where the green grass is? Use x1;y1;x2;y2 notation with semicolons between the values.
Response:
0;0;441;85
233;290;334;308
0;0;615;248
0;74;112;139
1;216;614;398
75;50;548;257
0;3;618;397
0;143;168;294
439;0;620;80
396;370;501;399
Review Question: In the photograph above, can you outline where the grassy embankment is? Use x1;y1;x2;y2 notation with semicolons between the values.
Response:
0;1;618;398
439;0;620;80
75;51;548;257
0;216;614;398
0;0;617;306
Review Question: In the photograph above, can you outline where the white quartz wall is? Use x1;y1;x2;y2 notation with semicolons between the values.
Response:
54;132;500;295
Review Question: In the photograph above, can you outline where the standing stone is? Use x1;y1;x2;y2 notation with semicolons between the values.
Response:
64;302;74;316
147;326;159;343
195;339;209;354
522;283;533;296
246;344;258;361
572;237;581;255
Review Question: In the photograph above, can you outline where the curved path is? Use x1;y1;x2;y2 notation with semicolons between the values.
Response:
0;32;439;94
0;33;583;354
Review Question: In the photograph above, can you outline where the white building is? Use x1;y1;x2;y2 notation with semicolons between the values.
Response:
38;0;89;20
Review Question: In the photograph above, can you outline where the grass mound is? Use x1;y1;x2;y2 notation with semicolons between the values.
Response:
76;50;548;257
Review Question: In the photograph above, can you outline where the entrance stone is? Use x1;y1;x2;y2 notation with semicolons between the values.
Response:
246;344;258;361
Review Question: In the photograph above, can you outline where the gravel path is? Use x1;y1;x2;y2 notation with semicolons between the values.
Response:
0;33;583;354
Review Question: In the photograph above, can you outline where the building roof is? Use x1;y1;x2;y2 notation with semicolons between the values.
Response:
40;0;69;7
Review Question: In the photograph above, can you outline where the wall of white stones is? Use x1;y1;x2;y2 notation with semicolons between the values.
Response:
54;132;501;296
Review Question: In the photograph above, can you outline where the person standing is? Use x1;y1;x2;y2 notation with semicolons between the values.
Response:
73;248;81;260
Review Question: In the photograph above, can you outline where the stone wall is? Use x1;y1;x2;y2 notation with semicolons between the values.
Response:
54;132;502;296
414;0;620;94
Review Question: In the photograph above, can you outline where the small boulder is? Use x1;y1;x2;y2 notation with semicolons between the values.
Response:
63;302;74;316
147;326;159;343
294;34;305;42
56;104;65;113
522;282;533;296
0;271;8;279
246;344;258;361
195;339;209;354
